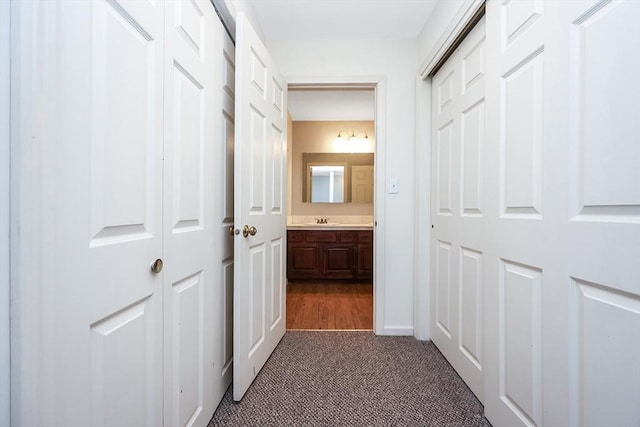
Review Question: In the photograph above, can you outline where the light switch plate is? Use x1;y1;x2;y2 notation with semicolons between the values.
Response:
389;178;399;194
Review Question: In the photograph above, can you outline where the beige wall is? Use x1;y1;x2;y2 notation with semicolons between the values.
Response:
290;120;374;216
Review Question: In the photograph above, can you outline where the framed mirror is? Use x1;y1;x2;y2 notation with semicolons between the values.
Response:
302;153;374;203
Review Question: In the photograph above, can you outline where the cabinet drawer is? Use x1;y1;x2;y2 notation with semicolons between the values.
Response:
305;230;337;242
288;230;304;243
337;231;355;242
357;231;373;243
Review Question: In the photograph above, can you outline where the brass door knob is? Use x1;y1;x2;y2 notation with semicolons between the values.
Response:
151;258;163;274
242;225;257;238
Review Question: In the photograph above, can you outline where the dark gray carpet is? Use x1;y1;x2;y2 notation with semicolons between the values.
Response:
209;331;491;426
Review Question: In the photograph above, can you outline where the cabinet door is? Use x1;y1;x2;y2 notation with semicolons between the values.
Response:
323;245;356;277
287;244;321;278
357;243;373;279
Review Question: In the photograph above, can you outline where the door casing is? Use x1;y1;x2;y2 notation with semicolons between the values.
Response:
288;78;385;335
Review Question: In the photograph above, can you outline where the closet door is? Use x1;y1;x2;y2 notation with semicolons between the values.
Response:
213;25;236;403
484;1;640;426
12;1;226;425
13;1;166;425
430;17;486;402
162;1;220;425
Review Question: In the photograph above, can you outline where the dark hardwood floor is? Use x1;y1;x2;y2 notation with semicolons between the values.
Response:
286;280;373;330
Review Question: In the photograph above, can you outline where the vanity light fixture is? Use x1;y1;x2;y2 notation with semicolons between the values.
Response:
332;130;371;153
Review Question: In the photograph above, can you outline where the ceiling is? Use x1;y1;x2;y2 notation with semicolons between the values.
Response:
247;1;437;121
249;0;438;40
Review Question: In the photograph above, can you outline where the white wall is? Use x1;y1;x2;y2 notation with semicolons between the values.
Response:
417;0;468;69
224;0;266;41
1;1;10;424
268;38;417;334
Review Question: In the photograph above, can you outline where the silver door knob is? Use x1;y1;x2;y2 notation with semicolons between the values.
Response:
151;258;163;274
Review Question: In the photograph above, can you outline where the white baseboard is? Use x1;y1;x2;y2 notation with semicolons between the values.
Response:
377;326;414;336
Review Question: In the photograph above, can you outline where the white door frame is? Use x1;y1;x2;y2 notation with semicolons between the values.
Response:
1;0;11;424
287;76;386;335
414;0;484;340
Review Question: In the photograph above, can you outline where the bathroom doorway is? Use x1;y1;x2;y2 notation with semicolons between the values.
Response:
285;87;375;330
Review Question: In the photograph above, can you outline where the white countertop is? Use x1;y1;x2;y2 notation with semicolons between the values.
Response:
287;223;373;231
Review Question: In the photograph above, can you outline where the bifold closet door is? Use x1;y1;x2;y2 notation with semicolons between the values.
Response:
430;17;486;402
12;1;223;425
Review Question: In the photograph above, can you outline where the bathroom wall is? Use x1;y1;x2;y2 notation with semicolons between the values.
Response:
291;120;374;217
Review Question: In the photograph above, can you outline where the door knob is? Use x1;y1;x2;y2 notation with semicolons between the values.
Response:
151;258;163;274
242;225;257;238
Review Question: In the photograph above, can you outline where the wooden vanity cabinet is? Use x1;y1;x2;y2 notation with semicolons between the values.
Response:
287;229;373;280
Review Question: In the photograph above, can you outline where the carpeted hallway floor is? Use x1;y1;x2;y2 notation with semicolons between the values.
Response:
208;331;491;426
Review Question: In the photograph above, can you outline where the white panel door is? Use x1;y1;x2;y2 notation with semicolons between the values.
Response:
555;1;640;425
233;12;287;401
430;17;486;402
40;1;165;425
0;1;9;424
484;2;548;423
484;1;640;426
213;26;236;403
163;1;219;426
12;1;228;425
